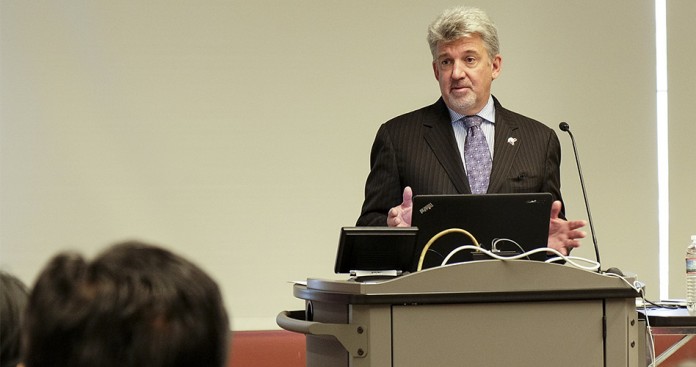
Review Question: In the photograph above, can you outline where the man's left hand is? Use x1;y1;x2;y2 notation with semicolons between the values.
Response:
547;200;587;255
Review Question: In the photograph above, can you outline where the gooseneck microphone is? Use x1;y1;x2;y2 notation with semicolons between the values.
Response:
559;122;601;269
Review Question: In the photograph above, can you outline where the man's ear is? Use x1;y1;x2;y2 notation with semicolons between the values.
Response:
491;54;502;80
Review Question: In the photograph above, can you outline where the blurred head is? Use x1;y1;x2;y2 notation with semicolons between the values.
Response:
22;241;230;367
1;271;29;367
427;6;502;115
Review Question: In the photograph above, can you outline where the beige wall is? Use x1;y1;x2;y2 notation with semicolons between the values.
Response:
1;0;691;330
668;0;696;302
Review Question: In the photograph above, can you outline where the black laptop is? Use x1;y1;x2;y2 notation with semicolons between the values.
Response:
411;193;553;270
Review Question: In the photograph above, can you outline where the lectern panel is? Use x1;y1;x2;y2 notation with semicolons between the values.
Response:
392;300;603;367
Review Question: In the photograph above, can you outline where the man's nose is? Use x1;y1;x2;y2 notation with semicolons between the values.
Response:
451;60;466;79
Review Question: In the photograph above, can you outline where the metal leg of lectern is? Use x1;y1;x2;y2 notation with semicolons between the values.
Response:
652;335;694;366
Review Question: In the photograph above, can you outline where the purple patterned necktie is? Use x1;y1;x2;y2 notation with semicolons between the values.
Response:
463;115;492;194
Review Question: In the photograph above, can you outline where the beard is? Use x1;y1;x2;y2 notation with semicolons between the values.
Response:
444;91;478;115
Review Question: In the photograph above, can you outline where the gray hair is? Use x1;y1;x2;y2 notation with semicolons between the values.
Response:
427;6;500;61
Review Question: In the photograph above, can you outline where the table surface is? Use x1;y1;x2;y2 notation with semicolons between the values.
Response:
638;307;696;327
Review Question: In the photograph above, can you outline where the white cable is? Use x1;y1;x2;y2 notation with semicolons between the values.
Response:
638;286;657;367
440;245;482;266
418;228;479;271
544;254;601;272
441;245;601;272
601;273;656;366
644;296;657;367
599;272;642;292
491;238;526;254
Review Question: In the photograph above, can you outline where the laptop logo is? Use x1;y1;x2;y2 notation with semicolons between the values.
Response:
419;202;434;214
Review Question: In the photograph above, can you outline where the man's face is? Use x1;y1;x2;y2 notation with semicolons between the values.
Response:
432;34;502;116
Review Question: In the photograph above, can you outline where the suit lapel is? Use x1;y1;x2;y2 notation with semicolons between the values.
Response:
423;99;471;194
489;102;520;193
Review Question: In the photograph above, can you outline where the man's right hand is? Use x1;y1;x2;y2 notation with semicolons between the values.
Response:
387;186;413;227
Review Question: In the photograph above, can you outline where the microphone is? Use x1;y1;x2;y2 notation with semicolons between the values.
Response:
559;122;601;269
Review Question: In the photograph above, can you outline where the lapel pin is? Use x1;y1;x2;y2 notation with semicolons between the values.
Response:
507;137;517;146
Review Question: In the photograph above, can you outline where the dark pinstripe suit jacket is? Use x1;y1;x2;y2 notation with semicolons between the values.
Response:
357;96;564;226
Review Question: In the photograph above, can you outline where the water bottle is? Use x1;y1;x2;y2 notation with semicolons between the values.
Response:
687;235;696;314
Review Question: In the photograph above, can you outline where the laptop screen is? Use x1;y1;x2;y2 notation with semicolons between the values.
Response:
411;193;553;270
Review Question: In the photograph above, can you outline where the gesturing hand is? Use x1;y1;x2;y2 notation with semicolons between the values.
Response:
387;187;413;227
547;200;587;255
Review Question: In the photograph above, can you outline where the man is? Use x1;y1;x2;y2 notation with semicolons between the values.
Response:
21;241;230;367
357;6;585;255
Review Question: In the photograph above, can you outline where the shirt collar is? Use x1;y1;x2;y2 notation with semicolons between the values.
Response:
447;95;496;124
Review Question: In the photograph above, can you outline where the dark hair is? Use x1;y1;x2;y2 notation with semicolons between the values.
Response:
1;271;29;367
22;241;229;367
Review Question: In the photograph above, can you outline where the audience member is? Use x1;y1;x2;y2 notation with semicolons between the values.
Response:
21;241;230;367
1;271;29;367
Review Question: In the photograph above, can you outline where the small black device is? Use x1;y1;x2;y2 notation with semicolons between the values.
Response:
334;227;419;277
